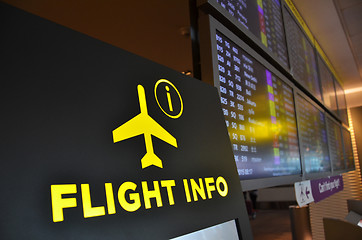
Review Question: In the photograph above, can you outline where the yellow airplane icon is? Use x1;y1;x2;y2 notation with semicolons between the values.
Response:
112;84;178;169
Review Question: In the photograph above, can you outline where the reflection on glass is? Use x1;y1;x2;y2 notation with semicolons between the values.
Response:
326;117;344;171
342;128;354;169
215;31;301;180
284;9;321;101
296;95;330;173
216;0;288;67
318;56;338;115
335;81;348;126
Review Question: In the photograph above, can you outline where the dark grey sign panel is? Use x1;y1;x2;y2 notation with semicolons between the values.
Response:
0;3;251;240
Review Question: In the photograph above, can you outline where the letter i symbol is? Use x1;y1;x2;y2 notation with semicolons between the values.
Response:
166;86;173;112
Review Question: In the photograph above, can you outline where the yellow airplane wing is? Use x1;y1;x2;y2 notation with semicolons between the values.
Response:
112;114;145;143
144;115;178;148
113;112;177;149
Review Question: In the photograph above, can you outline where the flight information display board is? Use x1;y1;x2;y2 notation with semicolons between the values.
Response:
342;128;354;169
335;81;349;126
215;0;288;67
284;9;321;101
296;94;330;174
318;56;338;115
326;116;345;171
215;30;301;180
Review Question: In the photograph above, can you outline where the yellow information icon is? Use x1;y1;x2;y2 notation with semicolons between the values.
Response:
154;79;183;119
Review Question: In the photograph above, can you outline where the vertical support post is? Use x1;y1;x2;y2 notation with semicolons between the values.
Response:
189;0;202;80
289;205;312;240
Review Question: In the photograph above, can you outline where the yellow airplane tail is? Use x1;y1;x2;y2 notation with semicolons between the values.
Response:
141;151;163;169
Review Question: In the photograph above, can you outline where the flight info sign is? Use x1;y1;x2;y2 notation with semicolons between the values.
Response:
0;3;251;240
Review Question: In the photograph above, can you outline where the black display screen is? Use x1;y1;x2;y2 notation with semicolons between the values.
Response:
318;56;338;115
284;9;321;101
326;116;345;171
215;30;301;180
342;128;354;169
216;0;288;67
296;94;330;174
335;81;349;126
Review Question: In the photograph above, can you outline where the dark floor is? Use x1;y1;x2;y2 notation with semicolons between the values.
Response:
250;209;292;240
